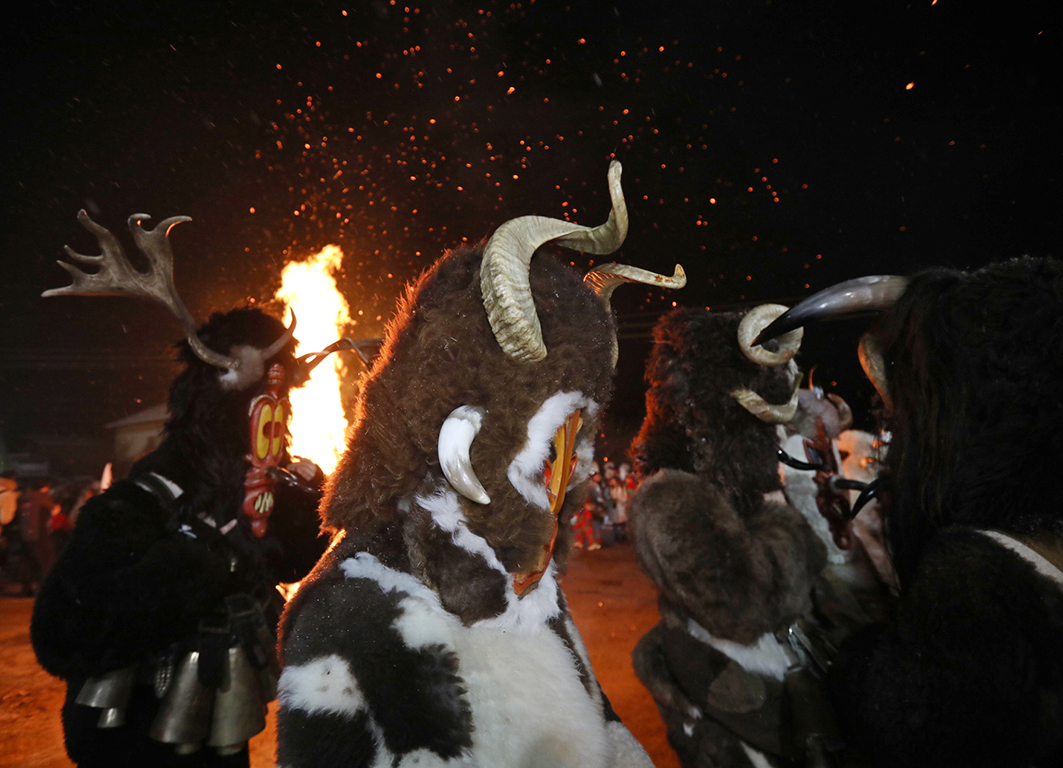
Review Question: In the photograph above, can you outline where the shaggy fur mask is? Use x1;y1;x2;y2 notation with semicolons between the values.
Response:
865;256;1063;586
323;246;616;608
631;307;801;517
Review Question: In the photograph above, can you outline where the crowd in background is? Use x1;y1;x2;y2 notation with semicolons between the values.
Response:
572;460;639;551
1;454;637;597
0;471;99;596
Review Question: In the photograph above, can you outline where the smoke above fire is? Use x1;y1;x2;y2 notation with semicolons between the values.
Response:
275;245;352;475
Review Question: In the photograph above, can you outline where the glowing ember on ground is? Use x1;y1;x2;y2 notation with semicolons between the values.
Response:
275;245;352;474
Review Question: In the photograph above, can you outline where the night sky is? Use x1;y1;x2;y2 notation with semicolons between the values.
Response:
2;0;1059;473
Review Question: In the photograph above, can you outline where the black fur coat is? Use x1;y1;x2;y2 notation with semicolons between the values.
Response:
827;257;1063;767
31;309;327;768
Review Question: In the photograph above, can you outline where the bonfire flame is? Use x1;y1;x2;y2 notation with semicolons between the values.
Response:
275;245;351;475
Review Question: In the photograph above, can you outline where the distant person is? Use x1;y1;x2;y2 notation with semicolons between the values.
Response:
16;478;58;596
0;470;20;581
66;480;101;529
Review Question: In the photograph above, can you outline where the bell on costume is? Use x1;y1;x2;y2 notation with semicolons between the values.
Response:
76;665;137;728
150;651;213;753
208;645;268;755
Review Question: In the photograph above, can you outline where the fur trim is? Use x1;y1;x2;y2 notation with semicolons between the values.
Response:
683;619;790;681
415;488;563;632
508;391;593;510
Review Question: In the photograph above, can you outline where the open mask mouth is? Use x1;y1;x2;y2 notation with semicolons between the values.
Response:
512;408;583;596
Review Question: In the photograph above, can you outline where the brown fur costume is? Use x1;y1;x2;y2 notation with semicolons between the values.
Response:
627;307;831;768
324;245;616;616
277;163;681;767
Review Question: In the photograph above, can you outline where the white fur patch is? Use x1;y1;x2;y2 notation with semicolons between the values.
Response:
605;721;655;768
394;595;460;650
685;619;791;681
341;552;445;610
978;529;1063;590
508;391;595;510
564;615;603;712
740;742;775;768
449;622;612;767
278;654;364;717
216;344;268;391
393;749;476;767
417;488;509;574
571;434;597;488
415;486;562;633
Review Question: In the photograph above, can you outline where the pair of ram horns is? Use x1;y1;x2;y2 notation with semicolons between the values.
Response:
728;304;804;423
45;210;296;388
440;161;687;505
481;160;686;365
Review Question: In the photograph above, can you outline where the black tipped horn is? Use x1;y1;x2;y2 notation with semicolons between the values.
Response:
752;275;910;347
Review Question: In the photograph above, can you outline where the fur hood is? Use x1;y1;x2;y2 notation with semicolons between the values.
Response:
322;246;617;617
631;307;801;517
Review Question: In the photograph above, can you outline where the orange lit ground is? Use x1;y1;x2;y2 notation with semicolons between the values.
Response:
0;541;680;768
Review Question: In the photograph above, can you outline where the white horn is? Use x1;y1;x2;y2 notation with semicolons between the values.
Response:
738;304;803;367
438;406;490;505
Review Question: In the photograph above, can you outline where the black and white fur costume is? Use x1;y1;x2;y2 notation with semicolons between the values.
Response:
277;163;681;767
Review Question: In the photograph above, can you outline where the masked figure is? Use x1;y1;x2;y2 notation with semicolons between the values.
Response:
31;212;331;767
755;257;1063;767
627;306;847;768
276;162;685;767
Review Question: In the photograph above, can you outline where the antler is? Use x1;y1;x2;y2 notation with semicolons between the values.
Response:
44;210;240;370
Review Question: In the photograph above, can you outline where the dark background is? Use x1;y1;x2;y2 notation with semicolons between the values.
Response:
2;0;1059;475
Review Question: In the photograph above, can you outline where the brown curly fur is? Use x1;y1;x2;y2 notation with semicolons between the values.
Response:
323;245;616;579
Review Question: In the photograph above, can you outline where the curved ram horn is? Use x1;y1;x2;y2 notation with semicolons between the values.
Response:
438;406;490;505
738;304;804;367
731;379;800;424
752;275;910;348
583;263;687;365
583;263;687;301
480;161;628;363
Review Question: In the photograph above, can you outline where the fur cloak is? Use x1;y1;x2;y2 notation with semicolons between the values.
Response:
825;257;1063;767
627;307;831;768
31;308;327;768
276;245;654;768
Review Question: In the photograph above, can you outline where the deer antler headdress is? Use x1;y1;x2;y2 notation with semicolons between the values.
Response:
45;210;295;390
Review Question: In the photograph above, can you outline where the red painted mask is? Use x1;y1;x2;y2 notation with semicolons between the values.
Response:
243;363;288;537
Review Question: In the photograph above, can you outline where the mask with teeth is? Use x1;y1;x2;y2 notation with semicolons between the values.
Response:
243;363;289;536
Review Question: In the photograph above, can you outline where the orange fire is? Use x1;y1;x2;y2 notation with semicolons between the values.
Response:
275;245;352;475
